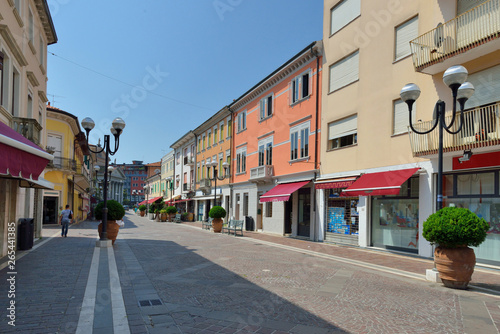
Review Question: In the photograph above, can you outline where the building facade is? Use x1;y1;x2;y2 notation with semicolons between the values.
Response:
170;132;196;215
320;0;499;265
229;41;322;239
193;106;232;222
116;160;147;205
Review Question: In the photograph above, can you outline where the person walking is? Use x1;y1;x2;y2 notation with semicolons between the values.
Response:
59;204;73;237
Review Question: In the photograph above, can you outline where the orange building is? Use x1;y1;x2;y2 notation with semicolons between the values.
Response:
229;41;322;239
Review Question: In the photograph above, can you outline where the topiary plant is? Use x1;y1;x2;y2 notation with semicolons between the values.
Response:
209;206;226;219
423;207;489;248
95;200;125;221
166;206;177;214
139;204;146;212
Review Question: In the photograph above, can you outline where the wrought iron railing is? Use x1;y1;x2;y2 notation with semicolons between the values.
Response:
47;157;77;171
409;102;500;156
12;117;42;146
410;0;500;71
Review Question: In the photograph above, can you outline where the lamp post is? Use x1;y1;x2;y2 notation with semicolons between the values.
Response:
207;161;229;207
81;117;125;241
108;166;114;200
400;65;474;211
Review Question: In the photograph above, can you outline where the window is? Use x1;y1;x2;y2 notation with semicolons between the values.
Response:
329;51;359;93
197;164;200;182
220;124;224;141
11;67;20;116
260;94;273;120
27;93;33;118
464;64;500;109
213;127;218;145
237;111;246;132
258;137;273;166
208;131;212;147
28;9;34;44
330;0;361;35
328;115;357;149
227;119;232;137
265;202;272;217
198;138;201;152
393;99;414;135
290;122;310;160
291;71;310;104
243;193;249;216
395;16;418;61
202;135;206;150
218;154;224;178
236;147;246;174
176;152;180;165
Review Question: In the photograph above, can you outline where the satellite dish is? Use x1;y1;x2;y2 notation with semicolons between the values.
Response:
434;23;444;48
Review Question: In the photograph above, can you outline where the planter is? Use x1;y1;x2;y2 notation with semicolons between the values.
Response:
149;213;155;220
140;211;145;217
434;246;476;289
155;214;160;222
98;221;120;245
212;218;223;233
160;213;167;222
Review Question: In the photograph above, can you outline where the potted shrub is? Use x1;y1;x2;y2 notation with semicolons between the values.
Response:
209;206;226;233
95;200;125;245
423;206;489;289
181;212;189;221
139;204;146;217
166;206;177;222
148;205;155;220
160;209;168;222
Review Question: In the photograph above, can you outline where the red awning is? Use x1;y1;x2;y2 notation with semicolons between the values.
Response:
315;177;357;189
147;196;163;204
260;181;310;203
341;168;419;196
0;121;52;181
138;200;146;206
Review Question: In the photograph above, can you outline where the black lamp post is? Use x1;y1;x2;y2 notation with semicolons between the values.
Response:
207;161;229;207
81;117;125;240
400;65;474;211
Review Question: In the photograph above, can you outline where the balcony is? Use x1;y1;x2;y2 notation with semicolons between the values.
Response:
409;102;500;157
12;117;43;146
249;165;274;183
74;163;91;190
182;183;193;192
184;156;195;166
198;178;211;190
410;0;500;74
46;157;77;172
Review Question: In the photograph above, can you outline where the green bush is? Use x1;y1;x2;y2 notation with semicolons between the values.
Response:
166;206;178;214
139;204;146;212
95;200;125;221
423;207;489;248
159;209;167;214
209;206;226;219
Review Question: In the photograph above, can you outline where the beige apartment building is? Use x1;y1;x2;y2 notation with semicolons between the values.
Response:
0;0;57;255
320;0;499;265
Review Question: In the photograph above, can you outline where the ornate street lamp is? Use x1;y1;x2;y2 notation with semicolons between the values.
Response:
400;65;474;211
207;161;229;207
81;117;125;241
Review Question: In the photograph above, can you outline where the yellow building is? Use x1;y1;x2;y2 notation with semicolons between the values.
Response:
0;0;57;255
320;0;500;265
43;106;91;224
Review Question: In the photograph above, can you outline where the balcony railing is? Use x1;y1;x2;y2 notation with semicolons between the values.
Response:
182;183;193;192
12;117;43;146
184;156;194;165
75;163;91;182
249;165;274;183
46;157;77;171
410;0;500;73
198;178;211;190
409;102;500;156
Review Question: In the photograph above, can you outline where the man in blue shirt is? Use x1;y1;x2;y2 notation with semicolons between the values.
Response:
59;205;73;237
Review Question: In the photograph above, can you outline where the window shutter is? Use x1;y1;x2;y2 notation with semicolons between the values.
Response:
393;99;412;135
464;64;500;109
328;115;357;140
331;0;361;35
457;0;488;15
395;16;418;60
329;51;359;93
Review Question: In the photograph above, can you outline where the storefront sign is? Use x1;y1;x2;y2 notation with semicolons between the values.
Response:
453;151;500;170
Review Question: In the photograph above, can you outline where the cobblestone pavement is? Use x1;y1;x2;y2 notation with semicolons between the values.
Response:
0;213;499;333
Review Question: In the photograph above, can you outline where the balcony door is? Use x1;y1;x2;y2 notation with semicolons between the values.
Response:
47;134;62;167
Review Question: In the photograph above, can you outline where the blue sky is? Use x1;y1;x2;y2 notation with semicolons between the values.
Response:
47;0;323;164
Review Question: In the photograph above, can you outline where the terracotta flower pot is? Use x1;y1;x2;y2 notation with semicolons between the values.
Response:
98;221;120;245
434;246;476;289
212;218;223;233
140;211;145;217
160;213;167;222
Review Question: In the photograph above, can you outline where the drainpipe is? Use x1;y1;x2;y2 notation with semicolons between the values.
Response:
313;43;321;242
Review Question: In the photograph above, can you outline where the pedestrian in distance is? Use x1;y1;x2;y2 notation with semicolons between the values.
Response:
59;204;73;237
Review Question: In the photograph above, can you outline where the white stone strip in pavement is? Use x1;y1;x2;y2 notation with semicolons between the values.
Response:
76;246;100;334
108;246;131;334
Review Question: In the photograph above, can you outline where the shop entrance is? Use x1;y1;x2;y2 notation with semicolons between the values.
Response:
297;188;311;237
43;196;59;224
284;200;292;234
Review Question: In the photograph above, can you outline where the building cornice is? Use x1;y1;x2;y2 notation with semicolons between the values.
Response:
0;24;28;66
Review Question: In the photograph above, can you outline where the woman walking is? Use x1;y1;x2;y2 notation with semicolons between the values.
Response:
59;204;73;237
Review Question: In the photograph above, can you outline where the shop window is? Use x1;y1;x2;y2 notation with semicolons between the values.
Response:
265;202;272;217
326;190;359;235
